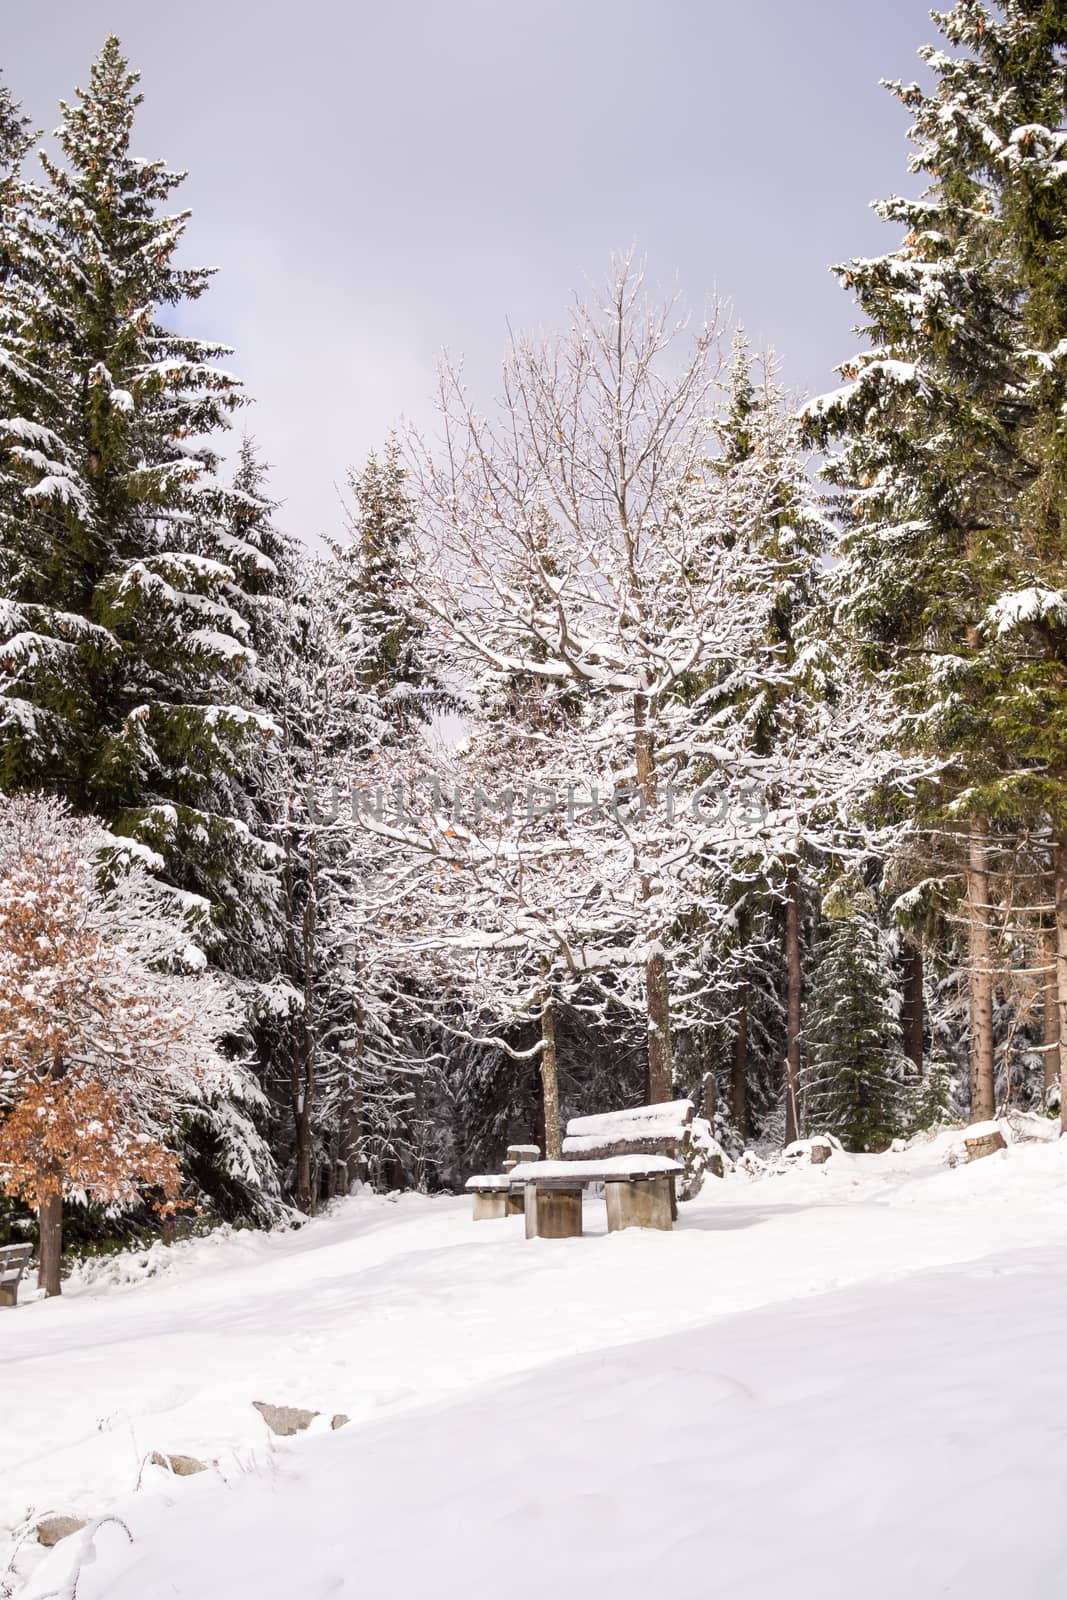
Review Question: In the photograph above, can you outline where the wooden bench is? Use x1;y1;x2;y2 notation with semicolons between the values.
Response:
514;1100;699;1238
0;1243;33;1308
464;1102;706;1237
466;1144;540;1220
510;1153;684;1238
465;1174;519;1221
563;1099;696;1175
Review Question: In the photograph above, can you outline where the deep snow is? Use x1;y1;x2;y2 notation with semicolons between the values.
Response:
5;1124;1067;1598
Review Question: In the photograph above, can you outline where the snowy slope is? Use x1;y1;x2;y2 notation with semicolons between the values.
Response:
6;1130;1067;1598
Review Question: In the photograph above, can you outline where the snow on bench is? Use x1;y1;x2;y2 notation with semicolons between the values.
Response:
0;1243;32;1308
564;1099;695;1139
561;1099;695;1161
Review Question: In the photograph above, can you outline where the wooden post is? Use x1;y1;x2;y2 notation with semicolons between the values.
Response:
524;1182;539;1240
525;1185;582;1239
605;1177;672;1232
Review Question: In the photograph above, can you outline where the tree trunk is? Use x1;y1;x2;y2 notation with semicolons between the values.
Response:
783;862;802;1144
339;1086;364;1192
634;688;672;1103
294;1099;314;1215
294;891;317;1215
1042;922;1060;1109
731;984;749;1141
966;817;996;1122
645;950;673;1103
902;938;924;1076
539;965;562;1159
37;1189;63;1297
338;996;366;1192
1054;834;1067;1136
702;1070;718;1120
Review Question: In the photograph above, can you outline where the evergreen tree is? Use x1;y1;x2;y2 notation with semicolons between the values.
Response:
802;900;908;1152
218;437;304;680
0;69;34;272
253;448;453;1209
803;0;1067;1128
0;72;56;652
0;39;282;973
686;340;836;1142
337;435;454;751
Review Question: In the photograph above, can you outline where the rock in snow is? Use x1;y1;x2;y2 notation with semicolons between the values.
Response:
149;1452;210;1476
965;1127;1008;1162
35;1516;86;1547
252;1401;320;1437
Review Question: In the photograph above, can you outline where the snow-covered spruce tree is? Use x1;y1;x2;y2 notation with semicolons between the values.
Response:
322;455;458;1196
677;338;848;1144
0;69;34;281
0;38;281;977
0;73;62;679
693;884;784;1146
337;436;455;745
215;437;304;692
804;0;1067;1129
200;438;348;1212
0;73;34;623
257;465;454;1210
0;794;275;1294
258;549;368;1212
681;344;895;1152
801;897;909;1152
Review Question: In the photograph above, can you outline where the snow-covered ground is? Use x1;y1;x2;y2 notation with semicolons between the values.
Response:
6;1125;1067;1598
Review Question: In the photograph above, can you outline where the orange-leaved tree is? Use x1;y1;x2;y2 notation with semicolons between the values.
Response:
0;794;241;1294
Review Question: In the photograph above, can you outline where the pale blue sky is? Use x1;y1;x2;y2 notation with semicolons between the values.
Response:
4;0;935;540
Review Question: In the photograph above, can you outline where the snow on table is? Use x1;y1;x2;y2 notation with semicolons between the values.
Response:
510;1154;683;1181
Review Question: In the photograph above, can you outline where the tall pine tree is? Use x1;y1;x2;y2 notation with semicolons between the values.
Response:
804;0;1067;1128
0;38;283;974
802;898;908;1152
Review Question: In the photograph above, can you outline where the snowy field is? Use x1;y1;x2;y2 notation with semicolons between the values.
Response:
6;1127;1067;1599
